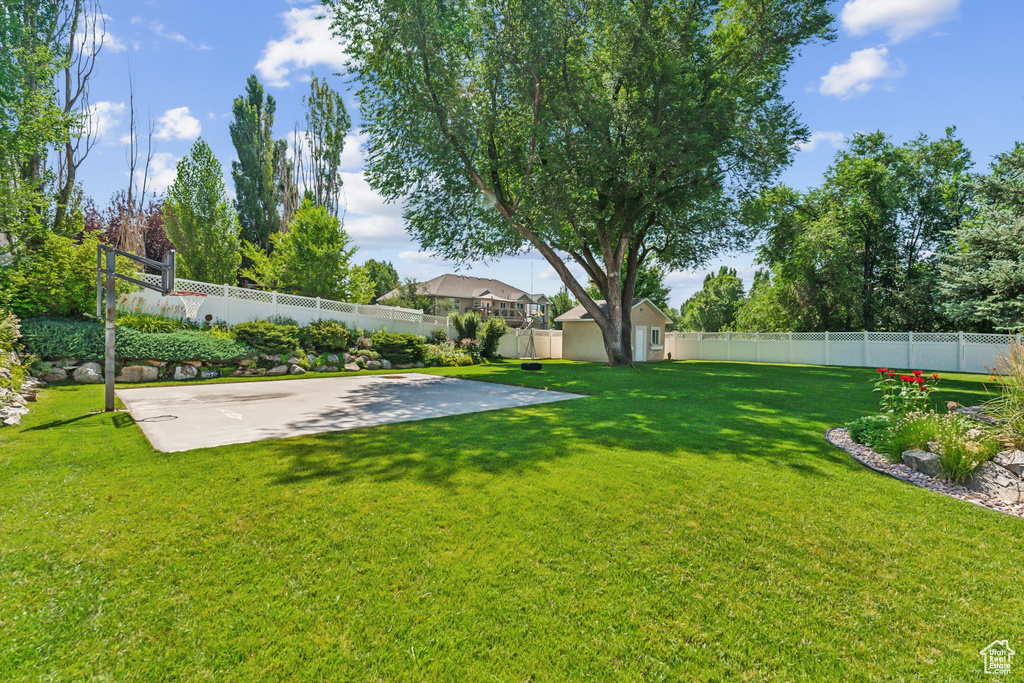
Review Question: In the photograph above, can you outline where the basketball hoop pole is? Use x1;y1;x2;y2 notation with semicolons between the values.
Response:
96;245;175;412
104;249;116;412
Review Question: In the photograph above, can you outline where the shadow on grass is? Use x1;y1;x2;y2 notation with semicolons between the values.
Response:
247;362;903;490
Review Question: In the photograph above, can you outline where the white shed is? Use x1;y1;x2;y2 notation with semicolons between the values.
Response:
555;298;673;363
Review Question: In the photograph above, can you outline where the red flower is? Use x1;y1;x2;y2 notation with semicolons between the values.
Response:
900;375;911;382
916;377;925;384
913;370;923;376
931;374;939;380
888;373;896;378
877;368;888;373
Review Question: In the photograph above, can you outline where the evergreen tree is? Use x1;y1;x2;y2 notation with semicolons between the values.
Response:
163;139;241;284
940;143;1024;331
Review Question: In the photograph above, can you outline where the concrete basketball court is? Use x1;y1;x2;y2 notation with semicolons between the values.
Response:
117;373;582;453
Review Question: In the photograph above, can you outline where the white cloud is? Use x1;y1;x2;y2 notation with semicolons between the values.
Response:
819;47;904;99
85;101;125;141
151;21;186;43
256;6;347;87
397;251;457;267
339;133;367;171
841;0;959;42
797;131;845;153
339;171;408;246
74;13;127;55
154;107;202;141
137;153;179;195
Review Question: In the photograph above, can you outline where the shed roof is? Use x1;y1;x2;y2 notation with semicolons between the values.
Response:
555;298;672;323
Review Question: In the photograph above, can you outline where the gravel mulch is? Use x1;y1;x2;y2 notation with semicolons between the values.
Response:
825;427;1024;519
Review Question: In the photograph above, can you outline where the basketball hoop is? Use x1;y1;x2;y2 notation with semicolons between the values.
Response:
173;290;207;321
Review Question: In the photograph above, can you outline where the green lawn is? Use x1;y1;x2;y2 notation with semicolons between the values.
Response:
1;361;1020;680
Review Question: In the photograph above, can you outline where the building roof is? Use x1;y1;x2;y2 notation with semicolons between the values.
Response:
555;298;672;323
380;274;545;303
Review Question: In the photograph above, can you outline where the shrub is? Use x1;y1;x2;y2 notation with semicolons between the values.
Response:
1;233;137;319
371;331;426;364
300;319;350;352
846;415;891;450
267;315;299;327
987;338;1024;449
450;311;481;341
0;309;29;397
933;418;1000;484
352;335;373;351
232;320;300;355
425;342;474;367
20;316;255;362
428;328;449;345
117;312;198;334
481;315;509;358
879;413;943;460
458;337;481;363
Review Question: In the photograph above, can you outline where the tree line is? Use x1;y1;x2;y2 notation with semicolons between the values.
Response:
675;130;1023;334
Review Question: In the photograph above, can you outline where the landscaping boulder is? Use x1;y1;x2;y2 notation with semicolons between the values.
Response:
327;354;340;364
266;364;289;376
289;365;306;375
287;356;301;365
380;359;392;370
414;361;425;369
200;369;221;379
173;365;199;381
902;450;941;477
262;354;282;363
994;450;1024;477
39;366;68;383
966;462;1023;504
73;362;103;384
365;360;381;371
344;353;355;364
344;362;361;372
116;365;159;383
313;365;338;373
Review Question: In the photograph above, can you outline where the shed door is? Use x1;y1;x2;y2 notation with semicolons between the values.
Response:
634;326;646;362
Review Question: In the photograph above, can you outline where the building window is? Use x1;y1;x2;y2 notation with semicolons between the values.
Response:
651;328;661;345
517;302;524;310
473;299;480;308
500;301;507;309
540;305;546;314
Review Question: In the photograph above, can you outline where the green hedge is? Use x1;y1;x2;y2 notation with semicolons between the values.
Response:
371;331;426;365
299;319;350;352
232;320;300;355
21;317;256;362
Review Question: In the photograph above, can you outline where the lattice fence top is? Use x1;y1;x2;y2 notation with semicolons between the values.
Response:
664;330;1020;345
139;273;444;326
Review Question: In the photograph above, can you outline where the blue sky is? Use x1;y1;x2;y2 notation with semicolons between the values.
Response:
80;0;1023;307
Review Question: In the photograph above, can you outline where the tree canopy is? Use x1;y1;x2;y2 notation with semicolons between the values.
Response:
241;198;372;302
163;139;242;284
230;75;282;252
679;266;745;331
327;0;834;364
739;129;972;332
940;142;1024;332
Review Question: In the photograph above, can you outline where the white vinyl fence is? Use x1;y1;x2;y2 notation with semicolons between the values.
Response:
497;329;563;359
126;274;453;337
665;331;1019;375
126;274;564;359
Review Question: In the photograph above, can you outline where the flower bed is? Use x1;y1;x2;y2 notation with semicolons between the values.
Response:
827;427;1024;519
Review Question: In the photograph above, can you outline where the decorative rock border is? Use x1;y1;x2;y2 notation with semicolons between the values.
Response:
826;427;1024;519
